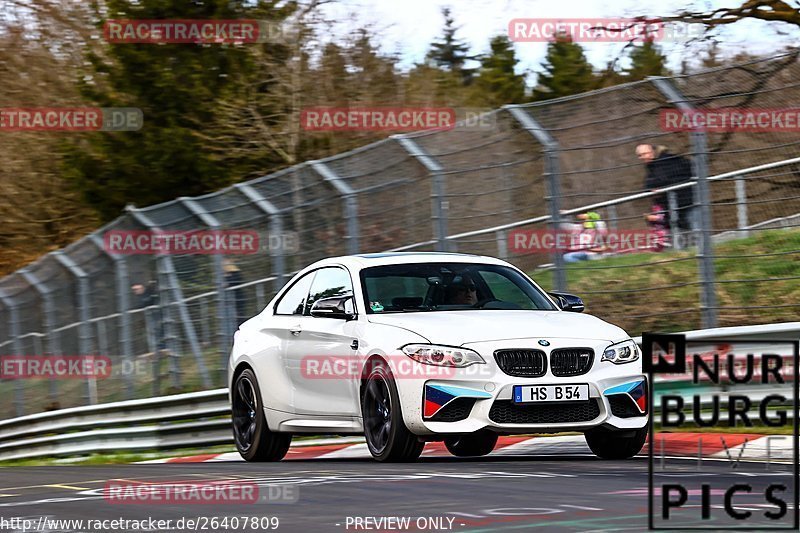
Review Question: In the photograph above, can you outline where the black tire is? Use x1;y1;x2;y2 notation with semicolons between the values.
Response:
361;361;424;462
444;430;498;457
232;368;292;461
585;426;648;459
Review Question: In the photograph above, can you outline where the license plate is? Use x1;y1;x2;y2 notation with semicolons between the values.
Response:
513;384;589;403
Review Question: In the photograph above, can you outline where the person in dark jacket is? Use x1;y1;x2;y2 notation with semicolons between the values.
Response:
131;280;164;350
636;144;695;231
223;259;247;327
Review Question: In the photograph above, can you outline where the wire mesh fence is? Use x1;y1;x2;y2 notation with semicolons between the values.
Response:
1;52;799;418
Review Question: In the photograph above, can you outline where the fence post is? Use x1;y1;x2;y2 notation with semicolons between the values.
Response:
666;191;681;250
126;206;211;389
19;269;63;404
89;233;134;400
53;252;96;405
651;77;718;329
310;161;360;255
606;204;618;231
736;178;749;237
394;135;450;252
235;183;286;294
505;105;566;291
180;198;231;375
0;289;25;416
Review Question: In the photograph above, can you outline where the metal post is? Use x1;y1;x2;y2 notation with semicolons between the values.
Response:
30;334;55;403
53;252;96;404
19;269;63;404
181;198;231;375
735;178;748;237
505;105;566;291
394;136;450;252
0;289;24;416
606;204;618;231
651;77;718;328
667;191;680;250
235;183;286;293
126;206;211;389
89;233;134;399
310;161;360;255
496;230;508;260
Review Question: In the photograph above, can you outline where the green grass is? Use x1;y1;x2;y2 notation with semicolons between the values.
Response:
532;228;800;336
0;444;237;467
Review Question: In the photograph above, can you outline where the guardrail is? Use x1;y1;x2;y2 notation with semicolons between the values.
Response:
0;323;796;462
0;389;230;461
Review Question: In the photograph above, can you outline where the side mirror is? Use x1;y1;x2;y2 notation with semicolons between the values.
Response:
549;292;585;313
310;295;357;320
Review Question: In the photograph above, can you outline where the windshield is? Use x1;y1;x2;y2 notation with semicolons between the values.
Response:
360;262;556;313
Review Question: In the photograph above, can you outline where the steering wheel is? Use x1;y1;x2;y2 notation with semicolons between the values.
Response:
472;298;500;309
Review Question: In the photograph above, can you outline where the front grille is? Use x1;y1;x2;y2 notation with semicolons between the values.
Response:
489;399;601;424
494;349;547;377
429;398;475;422
550;348;594;376
608;395;644;418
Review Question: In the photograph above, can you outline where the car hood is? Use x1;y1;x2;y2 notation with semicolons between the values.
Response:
367;310;628;346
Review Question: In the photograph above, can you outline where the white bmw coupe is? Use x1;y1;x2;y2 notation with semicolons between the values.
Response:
229;253;648;462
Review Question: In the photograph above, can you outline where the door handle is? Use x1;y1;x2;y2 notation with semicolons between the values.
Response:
289;327;302;336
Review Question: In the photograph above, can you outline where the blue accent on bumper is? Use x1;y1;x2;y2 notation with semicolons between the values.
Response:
427;383;492;399
604;379;645;396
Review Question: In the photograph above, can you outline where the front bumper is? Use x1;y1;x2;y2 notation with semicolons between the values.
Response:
391;338;648;435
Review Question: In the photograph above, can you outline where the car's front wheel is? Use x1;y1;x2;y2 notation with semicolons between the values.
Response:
444;430;498;457
584;426;648;459
232;368;292;461
362;361;424;462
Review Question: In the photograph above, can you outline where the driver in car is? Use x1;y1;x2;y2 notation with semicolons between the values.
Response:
443;276;479;305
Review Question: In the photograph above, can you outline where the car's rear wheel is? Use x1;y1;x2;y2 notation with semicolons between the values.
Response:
444;430;498;457
232;368;292;461
584;426;647;459
362;361;424;462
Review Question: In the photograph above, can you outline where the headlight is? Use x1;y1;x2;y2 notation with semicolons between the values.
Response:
602;339;640;364
401;344;485;368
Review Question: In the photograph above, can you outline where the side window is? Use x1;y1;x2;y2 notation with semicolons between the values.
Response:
274;272;315;315
306;267;354;315
480;271;535;310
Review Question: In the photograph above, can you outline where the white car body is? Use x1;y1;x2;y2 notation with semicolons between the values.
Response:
229;253;648;460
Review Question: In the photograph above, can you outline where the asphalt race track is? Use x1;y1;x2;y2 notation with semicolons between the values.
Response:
0;454;795;533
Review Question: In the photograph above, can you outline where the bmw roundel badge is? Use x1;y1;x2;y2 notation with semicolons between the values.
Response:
538;339;550;346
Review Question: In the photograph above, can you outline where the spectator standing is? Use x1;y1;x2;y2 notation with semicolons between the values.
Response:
635;144;695;232
223;259;247;328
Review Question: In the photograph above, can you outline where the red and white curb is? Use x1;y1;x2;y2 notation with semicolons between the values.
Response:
138;433;792;464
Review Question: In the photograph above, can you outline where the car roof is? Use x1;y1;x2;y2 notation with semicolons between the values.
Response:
309;252;510;270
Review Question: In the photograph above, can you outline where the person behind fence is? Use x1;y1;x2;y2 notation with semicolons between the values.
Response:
645;204;669;252
131;280;164;351
223;259;247;326
635;144;695;232
562;211;607;263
